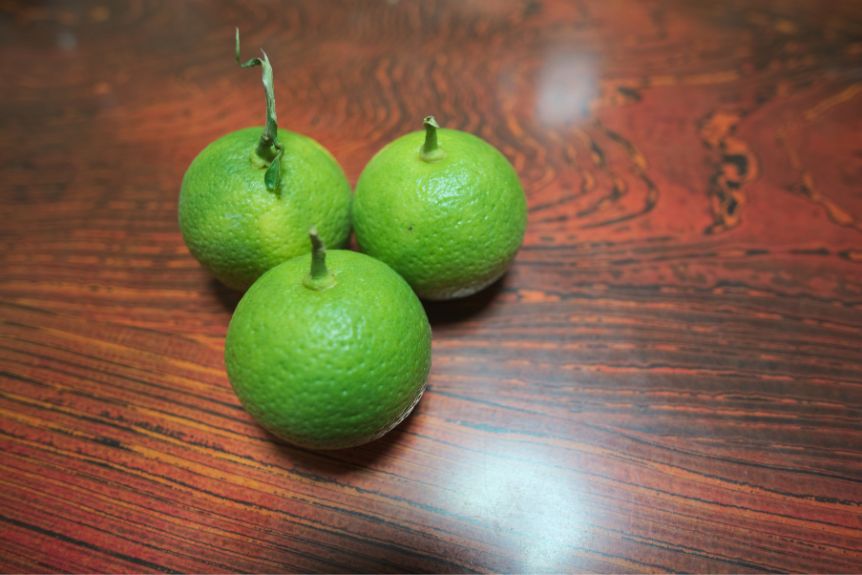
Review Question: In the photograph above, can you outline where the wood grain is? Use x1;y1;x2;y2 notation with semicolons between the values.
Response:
2;0;861;572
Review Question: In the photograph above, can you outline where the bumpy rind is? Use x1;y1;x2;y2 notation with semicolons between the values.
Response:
353;128;527;300
224;250;432;450
179;127;352;291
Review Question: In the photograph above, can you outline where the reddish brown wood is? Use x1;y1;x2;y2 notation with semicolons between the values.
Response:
2;0;861;572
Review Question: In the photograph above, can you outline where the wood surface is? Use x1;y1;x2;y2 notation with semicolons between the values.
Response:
2;0;862;572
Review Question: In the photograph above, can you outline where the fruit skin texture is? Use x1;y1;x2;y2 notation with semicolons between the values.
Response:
179;127;351;291
224;250;432;450
353;128;527;300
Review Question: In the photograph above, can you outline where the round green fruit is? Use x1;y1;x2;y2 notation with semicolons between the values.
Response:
224;230;432;450
353;116;527;300
179;127;351;291
178;31;351;291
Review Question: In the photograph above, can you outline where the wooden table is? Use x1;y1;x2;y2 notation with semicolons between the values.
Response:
2;1;861;572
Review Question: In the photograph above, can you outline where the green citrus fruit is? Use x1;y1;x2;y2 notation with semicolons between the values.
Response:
224;230;432;450
353;116;527;300
179;127;351;290
178;32;351;291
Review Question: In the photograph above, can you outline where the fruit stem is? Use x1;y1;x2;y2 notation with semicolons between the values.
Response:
304;227;336;290
235;28;284;191
420;115;445;162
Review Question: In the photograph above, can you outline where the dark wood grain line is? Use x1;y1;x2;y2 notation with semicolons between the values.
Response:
1;428;475;573
2;404;486;573
401;428;861;572
0;491;242;573
0;469;356;573
0;449;418;574
0;384;497;550
0;514;175;574
579;421;862;492
440;421;861;531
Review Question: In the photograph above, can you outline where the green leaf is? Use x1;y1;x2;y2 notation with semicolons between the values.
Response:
265;147;283;192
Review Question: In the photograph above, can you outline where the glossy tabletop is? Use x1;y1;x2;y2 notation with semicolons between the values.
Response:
1;1;861;572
